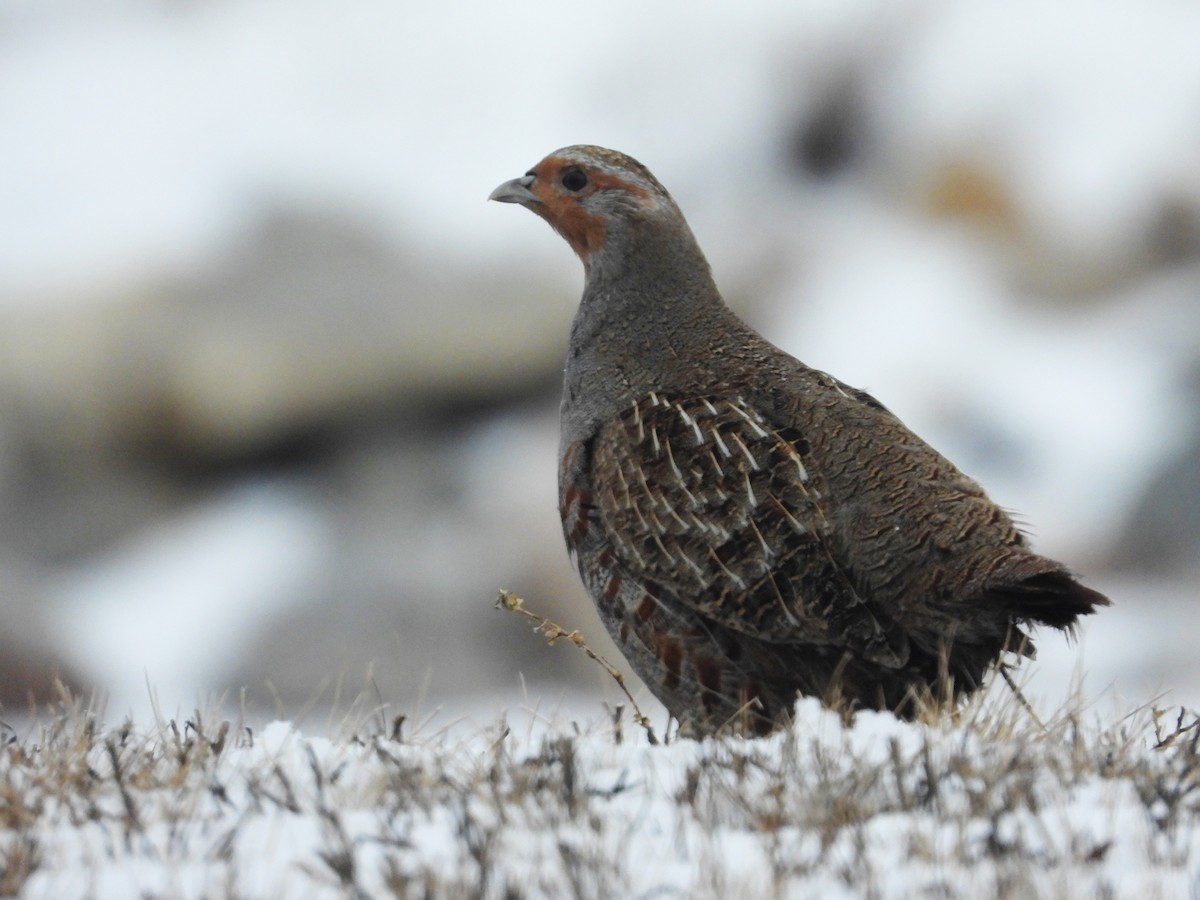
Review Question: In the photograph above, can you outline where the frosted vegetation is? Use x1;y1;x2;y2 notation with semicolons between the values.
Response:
4;675;1197;898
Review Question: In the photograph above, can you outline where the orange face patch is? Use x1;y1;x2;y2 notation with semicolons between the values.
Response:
525;155;655;263
529;180;607;260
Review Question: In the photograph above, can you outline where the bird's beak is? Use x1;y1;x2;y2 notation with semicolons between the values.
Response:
489;174;539;206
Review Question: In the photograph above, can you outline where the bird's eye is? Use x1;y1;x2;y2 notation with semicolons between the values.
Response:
561;167;588;192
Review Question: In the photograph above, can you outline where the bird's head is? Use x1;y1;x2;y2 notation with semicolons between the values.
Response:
489;145;682;269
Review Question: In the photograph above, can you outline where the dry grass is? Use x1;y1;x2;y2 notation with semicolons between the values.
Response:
1;673;1198;898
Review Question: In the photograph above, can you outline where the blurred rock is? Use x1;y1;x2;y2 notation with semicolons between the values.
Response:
0;635;83;709
0;206;570;466
0;422;193;564
142;208;570;459
1151;195;1200;267
0;562;84;708
1112;417;1200;574
0;206;570;565
787;71;866;180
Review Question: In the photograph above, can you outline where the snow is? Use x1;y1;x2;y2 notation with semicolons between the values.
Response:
11;0;1193;301
0;0;807;300
46;480;331;719
8;699;1199;898
873;0;1200;259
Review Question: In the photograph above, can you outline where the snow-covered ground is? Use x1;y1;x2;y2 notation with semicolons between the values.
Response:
6;695;1198;898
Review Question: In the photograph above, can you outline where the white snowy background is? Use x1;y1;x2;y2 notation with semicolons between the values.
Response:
0;0;1198;730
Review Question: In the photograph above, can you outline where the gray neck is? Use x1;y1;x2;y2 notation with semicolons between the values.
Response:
560;214;748;447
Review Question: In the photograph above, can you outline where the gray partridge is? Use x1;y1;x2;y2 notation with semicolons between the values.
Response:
490;145;1109;736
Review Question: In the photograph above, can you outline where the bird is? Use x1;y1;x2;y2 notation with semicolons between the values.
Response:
489;145;1109;736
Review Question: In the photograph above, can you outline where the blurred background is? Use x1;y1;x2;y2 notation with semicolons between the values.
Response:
1;0;1198;727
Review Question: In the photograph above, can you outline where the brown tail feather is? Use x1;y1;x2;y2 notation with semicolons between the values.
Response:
987;570;1110;630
